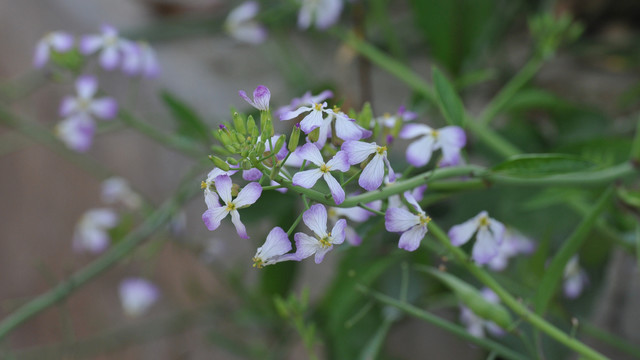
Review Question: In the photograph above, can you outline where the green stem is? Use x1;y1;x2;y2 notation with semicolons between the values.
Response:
341;169;362;187
286;212;305;236
358;286;528;360
478;57;544;127
631;117;640;164
357;203;385;216
0;166;204;341
426;222;608;360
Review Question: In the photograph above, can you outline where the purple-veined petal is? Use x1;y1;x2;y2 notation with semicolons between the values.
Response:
399;123;432;139
488;218;505;244
252;85;270;110
80;35;103;55
314;246;333;263
255;226;292;261
383;156;396;182
297;143;324;166
33;41;49;68
50;32;74;52
234;182;263;208
406;136;435;167
299;109;325;133
472;227;499;264
326;151;350;172
359;155;384;191
59;97;77;117
324;173;345;205
292;169;322;188
398;224;428;252
341;140;376;165
404;192;423;214
76;75;97;99
202;207;228;231
100;46;120;70
280;105;311;121
385;207;419;232
448;216;480;246
242;168;263;181
90;97;118;120
293;232;320;260
230;210;249;239
314;119;331;148
204;189;219;209
213;175;233;204
330;218;347;245
303;204;327;237
412;185;427;202
334;115;363;141
439;126;466;148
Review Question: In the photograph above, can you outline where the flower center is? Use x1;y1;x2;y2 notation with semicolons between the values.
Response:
383;112;391;118
332;105;341;113
77;98;91;111
226;203;236;212
200;181;207;189
252;257;264;268
320;163;331;173
314;103;323;111
431;130;439;139
419;214;432;226
319;232;332;248
478;216;490;227
376;145;387;155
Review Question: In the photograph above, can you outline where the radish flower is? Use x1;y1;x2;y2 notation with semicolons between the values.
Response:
119;278;159;317
448;211;505;264
293;204;346;263
33;31;74;68
342;140;395;191
292;143;349;204
252;227;294;268
400;124;466;167
385;193;431;251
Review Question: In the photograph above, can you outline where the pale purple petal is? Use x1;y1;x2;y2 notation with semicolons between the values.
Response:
439;126;466;148
404;192;423;214
383;156;396;182
399;123;432;139
233;182;263;208
252;85;270;110
303;204;327;237
332;207;370;222
59;97;77;117
50;32;74;52
227;1;259;24
326;151;350;172
80;35;103;55
448;216;479;246
86;208;119;227
297;143;324;166
202;207;229;231
341;140;376;165
292;169;323;188
119;278;159;317
439;147;462;167
299;109;325;133
412;185;427;202
564;272;587;299
33;41;49;68
213;175;233;204
100;46;120;70
324;173;345;205
293;232;320;260
334;115;363;141
314;0;343;29
76;75;97;99
406;136;435;167
73;227;109;254
297;2;313;29
314;119;331;148
230;210;249;239
256;226;292;261
359;155;384;191
488;218;505;245
204;189;219;209
345;226;362;246
385;207;420;232
398;225;427;252
242;168;263;181
90;98;118;120
314;246;333;263
330;218;347;245
472;227;499;264
280;105;311;121
56;115;95;152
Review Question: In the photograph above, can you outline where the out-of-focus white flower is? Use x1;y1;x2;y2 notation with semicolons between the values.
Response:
448;211;505;265
72;208;119;254
121;41;160;78
80;25;128;71
119;278;159;317
385;193;431;251
225;1;267;44
563;256;588;299
298;0;343;30
55;115;95;153
33;31;74;68
101;177;142;209
400;124;466;167
487;229;536;271
60;75;118;120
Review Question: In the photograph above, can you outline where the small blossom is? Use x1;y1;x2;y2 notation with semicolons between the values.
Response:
252;227;294;268
292;143;350;204
55;115;95;152
400;124;466;167
202;175;262;239
448;211;505;264
60;75;118;120
72;208;119;253
372;106;417;129
298;0;343;30
101;177;142;209
460;288;505;338
281;101;330;134
488;229;536;271
293;204;346;263
239;85;270;111
563;256;588;299
121;41;160;78
225;1;268;44
33;31;74;68
342;140;395;191
385;193;431;251
80;25;128;70
275;90;333;119
119;278;159;317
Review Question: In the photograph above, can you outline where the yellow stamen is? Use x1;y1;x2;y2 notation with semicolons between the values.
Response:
383;112;391;118
319;232;333;248
314;103;323;111
479;216;490;227
419;215;432;226
333;105;341;113
252;257;264;268
376;145;387;155
200;181;207;189
226;203;236;212
431;130;439;139
320;163;331;173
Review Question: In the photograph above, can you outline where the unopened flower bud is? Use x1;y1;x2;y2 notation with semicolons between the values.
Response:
241;159;253;170
288;123;301;152
226;157;239;165
255;141;266;155
231;183;240;197
218;129;233;147
247;115;257;134
232;112;246;134
273;134;286;155
234;132;246;144
209;155;230;171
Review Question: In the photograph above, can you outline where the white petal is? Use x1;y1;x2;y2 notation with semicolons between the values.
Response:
280;105;311;121
227;1;259;24
230;210;249;239
90;98;118;120
100;46;120;70
303;204;327;237
404;192;423;214
398;225;427;252
300;109;325;133
472;227;499;264
314;246;333;263
86;208;119;228
234;182;263;208
326;151;350;172
255;226;292;261
341;140;376;165
292;169;323;188
359;155;384;191
330;218;347;245
406;136;435;167
213;175;233;204
119;278;159;317
297;142;324;166
80;35;103;55
334;115;363;141
50;32;74;52
489;218;505;244
33;41;49;68
76;75;97;99
294;232;320;260
438;126;466;148
448;216;480;246
324;173;345;205
204;189;219;209
385;207;420;232
202;207;228;231
313;0;343;29
399;123;432;139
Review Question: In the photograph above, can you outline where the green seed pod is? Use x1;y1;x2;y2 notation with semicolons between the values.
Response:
210;145;231;156
241;159;253;170
358;102;373;128
234;131;246;144
247;115;257;134
226;157;239;165
208;155;230;171
217;129;233;147
288;124;301;152
233;112;246;134
273;134;286;156
308;127;320;142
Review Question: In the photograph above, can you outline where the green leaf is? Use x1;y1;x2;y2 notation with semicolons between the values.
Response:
418;266;512;329
432;67;466;126
160;90;211;144
503;88;573;112
617;187;640;208
492;154;597;177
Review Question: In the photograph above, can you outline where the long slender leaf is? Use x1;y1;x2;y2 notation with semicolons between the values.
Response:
433;67;466;126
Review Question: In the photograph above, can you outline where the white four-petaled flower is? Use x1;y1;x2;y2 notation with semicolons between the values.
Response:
252;226;294;268
292;143;350;204
239;85;270;111
119;278;159;317
101;177;142;209
385;193;431;251
72;208;119;254
80;25;129;70
293;204;346;263
60;75;118;120
297;0;343;30
563;256;588;299
400;124;466;167
487;229;536;271
121;41;160;78
202;175;262;239
342;140;395;191
225;1;268;44
33;31;74;68
448;211;505;264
